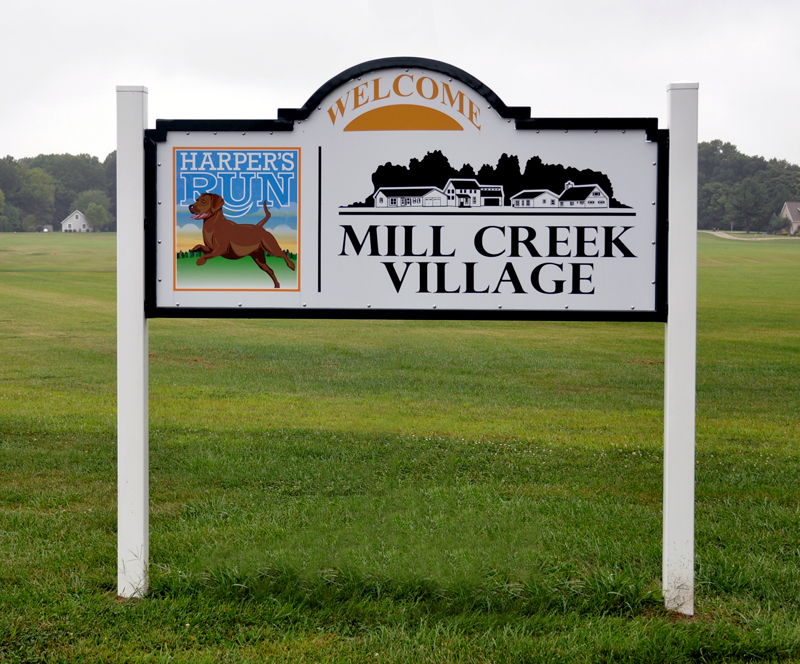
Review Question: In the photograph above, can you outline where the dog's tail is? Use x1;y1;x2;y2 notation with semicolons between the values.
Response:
256;201;271;228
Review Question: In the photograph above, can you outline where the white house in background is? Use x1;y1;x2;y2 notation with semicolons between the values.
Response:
374;186;447;208
510;189;559;208
60;210;93;232
557;181;609;209
779;201;800;235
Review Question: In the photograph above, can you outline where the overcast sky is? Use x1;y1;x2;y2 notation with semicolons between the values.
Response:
2;0;799;164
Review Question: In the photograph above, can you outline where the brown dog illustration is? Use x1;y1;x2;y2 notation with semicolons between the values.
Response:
188;193;295;288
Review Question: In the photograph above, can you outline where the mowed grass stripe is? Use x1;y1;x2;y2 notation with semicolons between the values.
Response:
0;232;799;662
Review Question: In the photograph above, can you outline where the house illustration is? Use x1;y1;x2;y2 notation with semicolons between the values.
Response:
443;179;504;207
369;178;612;212
375;180;505;208
60;210;93;232
511;182;609;210
510;189;559;208
557;181;609;208
374;186;447;208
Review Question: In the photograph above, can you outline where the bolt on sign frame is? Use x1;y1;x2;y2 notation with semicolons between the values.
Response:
117;58;697;615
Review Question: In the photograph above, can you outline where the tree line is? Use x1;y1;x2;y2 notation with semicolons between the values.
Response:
1;141;798;232
699;140;800;232
0;152;116;232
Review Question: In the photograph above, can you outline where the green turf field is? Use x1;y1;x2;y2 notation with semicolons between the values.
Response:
1;232;799;662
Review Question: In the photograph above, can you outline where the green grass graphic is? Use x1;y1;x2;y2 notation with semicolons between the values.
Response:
176;253;299;289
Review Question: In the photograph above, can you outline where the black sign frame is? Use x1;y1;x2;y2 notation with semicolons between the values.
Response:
144;57;668;322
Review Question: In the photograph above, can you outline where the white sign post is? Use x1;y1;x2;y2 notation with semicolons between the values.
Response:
117;86;150;598
116;63;698;613
663;82;699;615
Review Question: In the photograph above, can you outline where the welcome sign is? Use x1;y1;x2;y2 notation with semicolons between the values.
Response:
145;58;668;320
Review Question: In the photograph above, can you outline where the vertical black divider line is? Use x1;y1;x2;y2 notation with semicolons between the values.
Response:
317;145;322;293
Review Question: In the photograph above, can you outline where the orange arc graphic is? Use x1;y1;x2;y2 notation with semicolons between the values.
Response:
343;104;464;131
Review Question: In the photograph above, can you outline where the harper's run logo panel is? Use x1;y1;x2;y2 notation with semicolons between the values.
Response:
171;148;300;292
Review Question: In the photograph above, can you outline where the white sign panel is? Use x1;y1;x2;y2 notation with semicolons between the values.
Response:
146;59;667;320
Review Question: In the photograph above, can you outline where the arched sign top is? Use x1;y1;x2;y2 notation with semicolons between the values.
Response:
277;57;533;124
151;57;659;139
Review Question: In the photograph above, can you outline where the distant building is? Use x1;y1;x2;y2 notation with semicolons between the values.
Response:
779;202;800;235
60;210;93;232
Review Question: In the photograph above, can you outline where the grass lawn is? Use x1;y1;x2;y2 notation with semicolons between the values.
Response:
1;231;799;662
